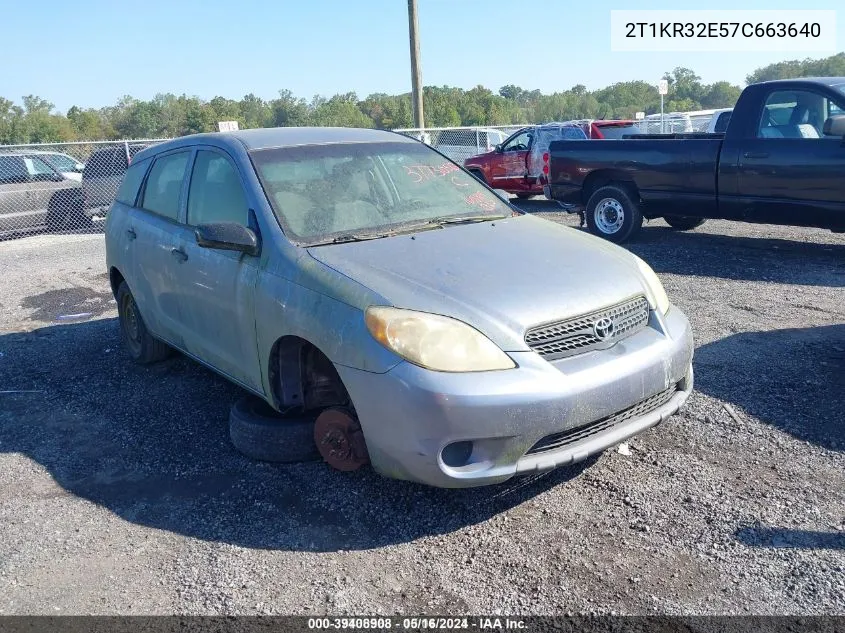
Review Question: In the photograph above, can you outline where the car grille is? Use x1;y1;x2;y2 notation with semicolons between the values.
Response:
525;384;679;456
524;296;650;360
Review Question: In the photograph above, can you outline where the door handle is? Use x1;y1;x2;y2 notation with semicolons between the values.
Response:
743;151;769;159
126;228;136;240
170;247;188;263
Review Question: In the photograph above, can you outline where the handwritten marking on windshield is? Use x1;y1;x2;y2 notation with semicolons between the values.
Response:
465;192;497;211
404;162;460;183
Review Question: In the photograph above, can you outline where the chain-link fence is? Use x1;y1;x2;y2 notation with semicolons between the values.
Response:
0;139;168;240
393;125;525;165
0;112;723;242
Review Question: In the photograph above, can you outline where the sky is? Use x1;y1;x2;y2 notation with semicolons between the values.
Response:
3;0;842;113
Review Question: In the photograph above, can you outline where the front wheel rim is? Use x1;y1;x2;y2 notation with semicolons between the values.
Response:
594;198;625;234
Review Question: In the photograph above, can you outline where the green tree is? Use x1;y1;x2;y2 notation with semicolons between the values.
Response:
746;52;845;83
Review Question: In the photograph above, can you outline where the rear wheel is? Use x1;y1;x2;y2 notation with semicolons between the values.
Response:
664;215;707;231
585;184;643;244
46;189;91;233
116;282;171;364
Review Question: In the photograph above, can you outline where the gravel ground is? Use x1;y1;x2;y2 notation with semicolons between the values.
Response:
0;209;843;616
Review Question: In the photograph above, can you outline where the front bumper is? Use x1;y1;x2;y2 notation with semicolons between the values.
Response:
336;307;694;488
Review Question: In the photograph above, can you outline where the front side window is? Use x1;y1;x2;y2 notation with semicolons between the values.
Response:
502;130;531;151
115;158;150;206
250;141;512;245
141;151;190;220
45;154;80;172
187;151;248;226
23;156;56;176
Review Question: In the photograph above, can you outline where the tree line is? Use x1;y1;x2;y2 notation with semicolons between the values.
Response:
1;53;842;145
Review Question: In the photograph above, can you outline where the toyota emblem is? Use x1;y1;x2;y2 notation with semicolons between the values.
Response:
593;317;614;341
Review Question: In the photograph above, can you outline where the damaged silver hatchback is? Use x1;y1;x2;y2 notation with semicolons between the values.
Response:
104;127;694;488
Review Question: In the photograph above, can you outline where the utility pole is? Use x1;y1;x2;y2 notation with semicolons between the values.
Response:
407;0;425;130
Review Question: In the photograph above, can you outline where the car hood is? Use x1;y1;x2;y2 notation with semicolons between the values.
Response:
307;214;652;351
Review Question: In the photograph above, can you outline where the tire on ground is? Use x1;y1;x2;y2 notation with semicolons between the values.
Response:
584;183;643;244
663;215;707;231
116;281;171;364
229;395;320;463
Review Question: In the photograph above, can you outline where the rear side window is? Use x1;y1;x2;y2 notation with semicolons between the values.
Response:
0;156;28;183
714;112;732;133
141;152;190;220
115;158;150;206
187;151;249;226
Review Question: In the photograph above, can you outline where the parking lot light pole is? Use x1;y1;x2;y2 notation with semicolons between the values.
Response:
408;0;425;130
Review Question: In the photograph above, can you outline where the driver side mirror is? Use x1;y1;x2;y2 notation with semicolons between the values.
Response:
494;144;503;153
195;222;260;256
823;114;845;137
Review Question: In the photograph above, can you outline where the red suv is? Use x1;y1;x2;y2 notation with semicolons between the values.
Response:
582;120;641;139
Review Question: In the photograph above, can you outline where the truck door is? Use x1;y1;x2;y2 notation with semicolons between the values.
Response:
489;128;531;192
736;87;845;229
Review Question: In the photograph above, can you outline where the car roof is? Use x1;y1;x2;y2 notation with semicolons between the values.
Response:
758;76;845;89
135;127;414;162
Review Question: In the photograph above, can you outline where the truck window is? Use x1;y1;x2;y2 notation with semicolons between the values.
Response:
502;130;531;152
758;90;844;139
714;112;731;134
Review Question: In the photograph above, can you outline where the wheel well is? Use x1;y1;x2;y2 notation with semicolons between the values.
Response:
466;167;485;182
582;171;637;204
268;336;352;414
109;267;125;300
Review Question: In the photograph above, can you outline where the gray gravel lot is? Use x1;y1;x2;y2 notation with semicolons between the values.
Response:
0;207;843;615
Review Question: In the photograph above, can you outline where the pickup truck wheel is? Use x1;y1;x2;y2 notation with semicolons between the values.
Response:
585;185;643;243
663;215;707;231
116;282;171;364
229;396;321;463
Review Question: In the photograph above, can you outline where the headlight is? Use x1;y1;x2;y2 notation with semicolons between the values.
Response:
365;306;516;372
633;255;670;315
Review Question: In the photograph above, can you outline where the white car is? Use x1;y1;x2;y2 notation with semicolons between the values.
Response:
432;127;510;164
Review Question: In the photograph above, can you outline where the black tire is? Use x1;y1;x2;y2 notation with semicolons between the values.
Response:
585;184;643;244
46;189;91;233
663;215;707;231
516;192;533;199
116;281;171;364
229;396;320;463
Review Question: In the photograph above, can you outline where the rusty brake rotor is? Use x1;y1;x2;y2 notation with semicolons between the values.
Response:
314;408;370;471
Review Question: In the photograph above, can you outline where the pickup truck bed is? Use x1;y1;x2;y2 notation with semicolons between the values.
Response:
546;77;845;243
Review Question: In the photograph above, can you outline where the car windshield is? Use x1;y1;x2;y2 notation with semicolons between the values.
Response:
597;124;640;139
250;141;512;246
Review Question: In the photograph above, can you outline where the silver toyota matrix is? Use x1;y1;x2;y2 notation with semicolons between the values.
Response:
104;127;694;488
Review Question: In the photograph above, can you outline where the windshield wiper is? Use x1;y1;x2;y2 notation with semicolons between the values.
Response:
432;214;509;225
309;232;394;246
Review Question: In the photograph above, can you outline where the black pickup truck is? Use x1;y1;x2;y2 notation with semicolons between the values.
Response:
546;77;845;242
